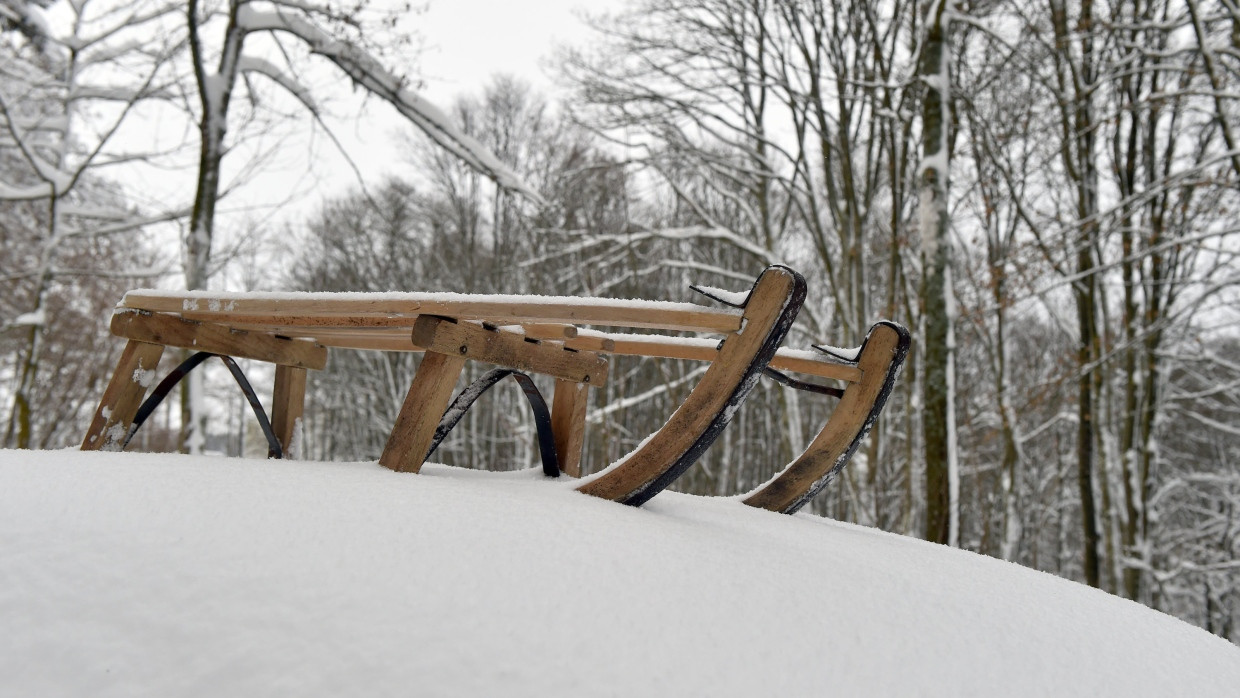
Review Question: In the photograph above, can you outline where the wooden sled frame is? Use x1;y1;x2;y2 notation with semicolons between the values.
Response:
378;265;808;506
81;265;906;512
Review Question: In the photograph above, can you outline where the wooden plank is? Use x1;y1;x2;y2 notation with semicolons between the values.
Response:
551;379;590;478
211;321;858;385
271;365;307;456
742;323;908;513
379;352;466;473
769;351;862;382
81;340;165;451
572;331;863;382
496;323;578;339
219;322;576;340
111;311;327;371
306;332;424;353
577;266;803;503
223;327;617;357
562;335;617;353
120;292;743;334
411;316;609;386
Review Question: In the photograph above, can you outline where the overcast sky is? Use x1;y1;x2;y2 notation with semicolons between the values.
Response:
42;1;623;270
258;0;619;219
416;1;607;102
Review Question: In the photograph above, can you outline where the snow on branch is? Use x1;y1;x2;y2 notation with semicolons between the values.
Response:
0;150;72;197
0;92;74;197
0;179;55;200
237;55;317;110
235;5;544;203
68;83;176;102
63;207;192;238
622;225;777;263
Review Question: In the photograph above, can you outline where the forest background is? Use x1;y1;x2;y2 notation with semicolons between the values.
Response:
3;0;1239;641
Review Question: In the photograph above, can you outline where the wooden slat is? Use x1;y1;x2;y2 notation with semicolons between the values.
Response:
411;316;608;386
769;351;862;382
111;311;327;371
308;333;424;353
379;352;466;473
221;322;576;340
579;332;864;383
120;292;743;334
81;340;165;451
742;323;907;513
496;323;578;339
271;365;307;456
551;379;590;478
562;335;617;353
233;327;618;357
211;321;858;384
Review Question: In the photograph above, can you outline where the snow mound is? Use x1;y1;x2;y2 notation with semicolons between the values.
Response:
2;449;1238;696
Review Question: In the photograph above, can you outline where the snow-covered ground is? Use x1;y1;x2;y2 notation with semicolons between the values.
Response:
3;449;1239;696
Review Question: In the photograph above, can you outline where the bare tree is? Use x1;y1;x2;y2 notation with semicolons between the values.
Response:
1;0;182;448
919;0;959;546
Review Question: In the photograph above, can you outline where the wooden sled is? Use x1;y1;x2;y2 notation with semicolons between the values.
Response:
81;266;805;508
81;265;904;512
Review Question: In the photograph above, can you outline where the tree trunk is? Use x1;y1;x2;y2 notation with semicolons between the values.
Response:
180;0;246;453
920;0;957;546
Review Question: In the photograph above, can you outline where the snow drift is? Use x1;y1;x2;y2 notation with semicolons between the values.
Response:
3;449;1238;696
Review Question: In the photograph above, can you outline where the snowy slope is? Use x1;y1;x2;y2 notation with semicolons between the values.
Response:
3;449;1238;697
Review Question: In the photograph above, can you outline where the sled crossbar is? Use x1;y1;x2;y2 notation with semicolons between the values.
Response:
82;265;907;513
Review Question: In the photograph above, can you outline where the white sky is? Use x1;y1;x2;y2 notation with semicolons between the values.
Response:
314;0;612;195
204;0;626;250
416;0;605;103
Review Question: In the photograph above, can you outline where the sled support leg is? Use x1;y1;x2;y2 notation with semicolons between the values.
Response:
551;379;589;477
380;352;467;473
82;339;165;451
271;365;307;457
381;316;608;474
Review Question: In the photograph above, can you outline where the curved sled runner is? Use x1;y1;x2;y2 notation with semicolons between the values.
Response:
742;321;910;514
576;265;805;506
587;307;911;512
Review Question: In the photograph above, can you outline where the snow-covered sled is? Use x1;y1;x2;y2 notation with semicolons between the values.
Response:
81;266;906;511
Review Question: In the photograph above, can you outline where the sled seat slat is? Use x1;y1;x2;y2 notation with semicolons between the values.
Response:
571;331;864;383
119;291;743;334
